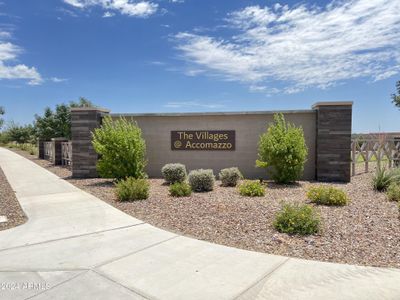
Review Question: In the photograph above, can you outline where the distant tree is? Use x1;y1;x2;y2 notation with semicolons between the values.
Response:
0;106;4;130
391;80;400;109
34;98;96;140
34;107;57;140
6;122;36;144
70;97;95;108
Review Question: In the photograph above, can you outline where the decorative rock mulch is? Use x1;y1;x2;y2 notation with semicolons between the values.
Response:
10;148;400;269
0;166;27;231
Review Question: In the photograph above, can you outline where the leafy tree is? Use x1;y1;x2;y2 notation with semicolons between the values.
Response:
0;106;5;130
70;97;95;108
256;113;308;184
391;80;400;109
6;122;36;144
92;116;147;180
34;97;95;140
34;107;56;140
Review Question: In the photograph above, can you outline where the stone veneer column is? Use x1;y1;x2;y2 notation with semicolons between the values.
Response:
71;107;110;178
51;137;68;165
313;102;353;182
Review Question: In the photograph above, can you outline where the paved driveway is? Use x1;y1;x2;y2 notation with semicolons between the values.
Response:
0;147;399;300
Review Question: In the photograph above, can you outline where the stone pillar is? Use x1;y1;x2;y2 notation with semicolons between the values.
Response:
71;107;110;178
38;139;45;159
313;102;353;182
51;137;68;165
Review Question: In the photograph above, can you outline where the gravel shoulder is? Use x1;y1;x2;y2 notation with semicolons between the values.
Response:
0;164;27;231
10;148;400;269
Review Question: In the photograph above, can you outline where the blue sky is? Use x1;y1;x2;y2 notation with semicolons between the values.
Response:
0;0;399;133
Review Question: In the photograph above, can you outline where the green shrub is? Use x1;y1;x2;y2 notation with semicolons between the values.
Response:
238;180;265;197
188;169;215;192
169;182;192;197
162;163;187;184
386;182;400;202
256;113;308;184
373;167;394;191
307;186;349;206
92;116;147;180
274;203;320;235
389;168;400;185
219;167;242;187
115;177;149;201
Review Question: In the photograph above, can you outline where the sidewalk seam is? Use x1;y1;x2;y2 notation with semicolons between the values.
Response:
24;270;89;300
233;257;291;299
0;223;145;253
94;235;179;269
92;269;154;300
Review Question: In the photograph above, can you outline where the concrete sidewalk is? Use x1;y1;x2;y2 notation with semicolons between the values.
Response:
0;147;399;300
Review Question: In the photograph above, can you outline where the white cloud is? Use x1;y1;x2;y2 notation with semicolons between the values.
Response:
102;11;115;17
164;101;225;109
63;0;158;17
0;32;42;85
50;77;68;83
175;0;400;93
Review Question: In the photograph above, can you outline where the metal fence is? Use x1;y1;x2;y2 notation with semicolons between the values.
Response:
351;138;400;175
61;141;72;166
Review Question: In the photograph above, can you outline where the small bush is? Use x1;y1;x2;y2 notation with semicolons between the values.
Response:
256;113;308;184
169;182;192;197
92;116;147;180
389;168;400;184
238;180;265;197
307;186;349;206
373;167;394;191
219;167;242;187
115;177;149;201
162;163;187;184
188;169;215;192
274;203;320;235
386;182;400;202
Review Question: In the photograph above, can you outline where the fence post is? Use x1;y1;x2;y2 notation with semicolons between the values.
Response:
351;141;356;176
70;107;110;178
38;139;45;159
51;137;68;165
313;101;353;182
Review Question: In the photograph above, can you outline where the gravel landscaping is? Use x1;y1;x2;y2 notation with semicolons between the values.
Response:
0;166;27;231
10;148;400;269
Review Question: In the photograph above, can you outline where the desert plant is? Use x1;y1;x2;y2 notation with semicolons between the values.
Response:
274;203;320;235
219;167;243;187
386;182;400;202
169;182;192;197
92;116;147;180
238;180;265;197
256;113;308;184
188;169;215;192
115;177;149;201
162;163;187;184
373;167;394;191
389;168;400;184
307;186;349;206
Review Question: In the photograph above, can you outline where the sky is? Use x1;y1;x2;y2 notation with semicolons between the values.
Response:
0;0;399;133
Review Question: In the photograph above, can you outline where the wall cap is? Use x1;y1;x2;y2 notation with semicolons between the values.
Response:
312;101;353;109
51;137;69;141
111;109;315;118
70;107;110;113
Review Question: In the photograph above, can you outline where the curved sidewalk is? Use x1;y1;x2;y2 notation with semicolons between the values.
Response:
0;147;399;300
